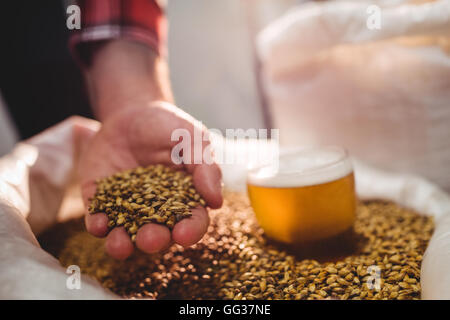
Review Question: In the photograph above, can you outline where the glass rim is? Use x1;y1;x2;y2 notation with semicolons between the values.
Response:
247;145;353;186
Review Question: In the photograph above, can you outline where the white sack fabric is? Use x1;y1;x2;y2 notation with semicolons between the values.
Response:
0;117;115;299
257;0;450;192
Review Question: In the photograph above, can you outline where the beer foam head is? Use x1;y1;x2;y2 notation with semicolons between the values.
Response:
247;146;353;188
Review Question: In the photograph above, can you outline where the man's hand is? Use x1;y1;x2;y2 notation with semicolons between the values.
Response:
79;101;223;260
79;40;222;259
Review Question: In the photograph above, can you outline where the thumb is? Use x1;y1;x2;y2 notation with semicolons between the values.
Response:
192;163;223;209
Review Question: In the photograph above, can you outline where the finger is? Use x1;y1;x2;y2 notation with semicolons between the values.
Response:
81;180;97;208
192;163;223;209
85;213;109;237
172;207;209;247
168;116;223;209
105;227;134;260
136;223;171;254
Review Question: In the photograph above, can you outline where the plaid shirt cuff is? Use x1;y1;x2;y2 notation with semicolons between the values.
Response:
69;0;167;68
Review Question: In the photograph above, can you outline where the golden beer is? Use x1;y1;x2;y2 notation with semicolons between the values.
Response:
247;147;356;244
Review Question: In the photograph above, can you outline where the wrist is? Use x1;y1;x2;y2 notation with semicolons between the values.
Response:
86;39;173;121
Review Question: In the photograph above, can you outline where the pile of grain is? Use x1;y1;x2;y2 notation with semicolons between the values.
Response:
39;192;433;300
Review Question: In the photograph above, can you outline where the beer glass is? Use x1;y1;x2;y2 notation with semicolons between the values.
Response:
247;146;356;244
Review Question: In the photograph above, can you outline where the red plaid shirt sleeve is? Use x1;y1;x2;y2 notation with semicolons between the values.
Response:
69;0;167;67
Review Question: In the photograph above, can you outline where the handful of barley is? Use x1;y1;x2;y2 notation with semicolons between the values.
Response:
88;164;205;241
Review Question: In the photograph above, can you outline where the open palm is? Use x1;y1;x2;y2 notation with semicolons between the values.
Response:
79;101;223;260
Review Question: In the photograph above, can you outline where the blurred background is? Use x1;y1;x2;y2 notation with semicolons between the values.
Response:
0;0;300;154
1;0;449;190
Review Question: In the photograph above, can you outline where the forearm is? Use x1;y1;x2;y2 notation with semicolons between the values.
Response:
85;40;174;121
